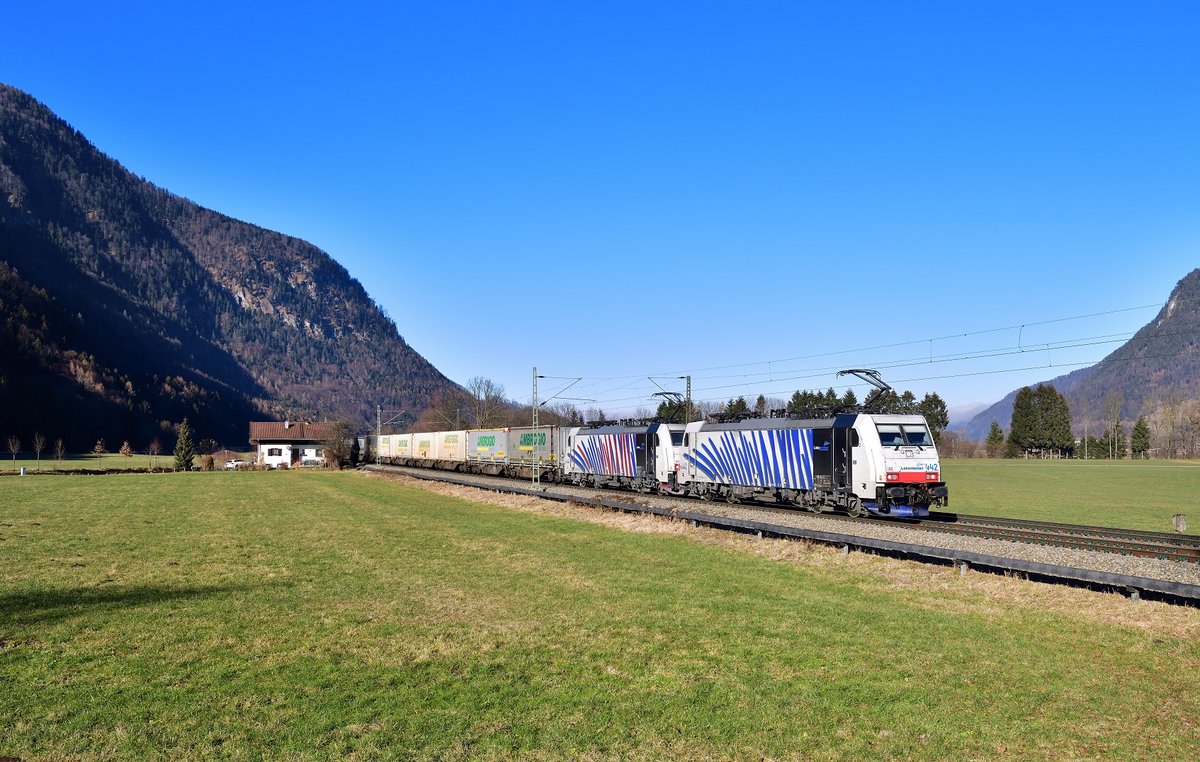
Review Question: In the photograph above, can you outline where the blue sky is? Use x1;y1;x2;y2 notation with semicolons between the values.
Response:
5;1;1199;420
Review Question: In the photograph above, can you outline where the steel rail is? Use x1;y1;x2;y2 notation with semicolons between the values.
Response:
692;501;1200;563
940;512;1200;547
908;521;1200;563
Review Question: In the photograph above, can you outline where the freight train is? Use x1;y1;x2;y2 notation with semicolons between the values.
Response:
369;410;947;518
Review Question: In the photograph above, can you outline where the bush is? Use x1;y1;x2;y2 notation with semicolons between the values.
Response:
199;454;215;471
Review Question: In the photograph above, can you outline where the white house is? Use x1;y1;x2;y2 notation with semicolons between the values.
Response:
248;421;336;468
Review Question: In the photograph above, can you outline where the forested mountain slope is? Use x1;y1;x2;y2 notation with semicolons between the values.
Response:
0;84;454;449
962;268;1200;440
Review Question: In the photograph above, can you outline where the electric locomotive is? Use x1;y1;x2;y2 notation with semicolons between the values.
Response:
675;413;946;517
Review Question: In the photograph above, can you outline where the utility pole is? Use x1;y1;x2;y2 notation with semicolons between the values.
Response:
375;405;407;464
529;371;587;485
681;375;692;422
532;366;539;486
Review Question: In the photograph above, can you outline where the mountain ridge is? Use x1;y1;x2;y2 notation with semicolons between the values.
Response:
962;269;1200;441
0;83;453;449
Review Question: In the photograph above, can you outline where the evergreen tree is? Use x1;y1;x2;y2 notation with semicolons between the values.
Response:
1131;416;1151;458
1035;384;1074;456
1008;387;1036;456
899;390;918;414
918;392;949;442
725;396;750;415
786;390;806;417
985;421;1005;458
870;389;902;413
655;399;680;422
840;388;858;409
173;418;196;472
787;390;820;417
754;394;768;416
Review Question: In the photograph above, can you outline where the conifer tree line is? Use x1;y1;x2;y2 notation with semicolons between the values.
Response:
655;386;949;441
1006;384;1074;457
984;383;1154;459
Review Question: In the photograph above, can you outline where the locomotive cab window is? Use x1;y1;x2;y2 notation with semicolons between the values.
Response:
902;425;933;447
876;425;904;447
671;432;684;446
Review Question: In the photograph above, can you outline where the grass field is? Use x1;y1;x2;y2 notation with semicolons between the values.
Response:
5;454;1197;533
0;452;254;472
942;458;1200;533
2;470;1199;759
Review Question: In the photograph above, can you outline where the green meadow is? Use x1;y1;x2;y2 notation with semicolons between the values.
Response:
0;451;256;472
2;470;1198;759
941;458;1200;533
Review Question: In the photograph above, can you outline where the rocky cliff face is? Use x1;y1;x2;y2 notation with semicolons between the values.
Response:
0;83;453;449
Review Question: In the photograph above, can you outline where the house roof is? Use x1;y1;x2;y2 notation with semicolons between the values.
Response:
249;421;338;444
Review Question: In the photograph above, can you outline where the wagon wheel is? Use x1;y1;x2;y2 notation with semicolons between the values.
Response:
700;490;713;502
725;491;739;504
846;497;865;518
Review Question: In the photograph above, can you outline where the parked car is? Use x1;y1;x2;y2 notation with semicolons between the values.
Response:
225;459;250;470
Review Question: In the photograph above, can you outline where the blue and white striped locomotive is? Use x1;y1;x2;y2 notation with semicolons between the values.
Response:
372;411;947;518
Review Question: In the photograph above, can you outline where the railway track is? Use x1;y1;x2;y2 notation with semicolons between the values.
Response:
713;508;1199;566
732;505;1200;563
908;515;1200;564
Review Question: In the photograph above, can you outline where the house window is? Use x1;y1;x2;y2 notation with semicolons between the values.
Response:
268;447;283;457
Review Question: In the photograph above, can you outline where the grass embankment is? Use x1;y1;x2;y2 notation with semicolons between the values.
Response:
2;471;1199;759
0;452;254;472
942;458;1200;533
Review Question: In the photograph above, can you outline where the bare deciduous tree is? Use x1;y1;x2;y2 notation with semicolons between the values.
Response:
411;389;471;432
6;434;19;468
322;420;358;469
33;431;45;471
1104;392;1124;459
583;407;608;425
467;376;507;429
148;437;162;469
54;438;65;469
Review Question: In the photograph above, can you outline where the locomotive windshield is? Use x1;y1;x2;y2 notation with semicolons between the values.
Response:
877;425;904;447
877;424;934;448
903;425;933;447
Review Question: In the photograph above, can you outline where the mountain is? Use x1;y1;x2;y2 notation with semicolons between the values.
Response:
961;268;1200;440
0;84;455;450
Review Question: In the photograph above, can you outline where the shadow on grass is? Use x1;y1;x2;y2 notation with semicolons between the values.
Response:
0;582;289;627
